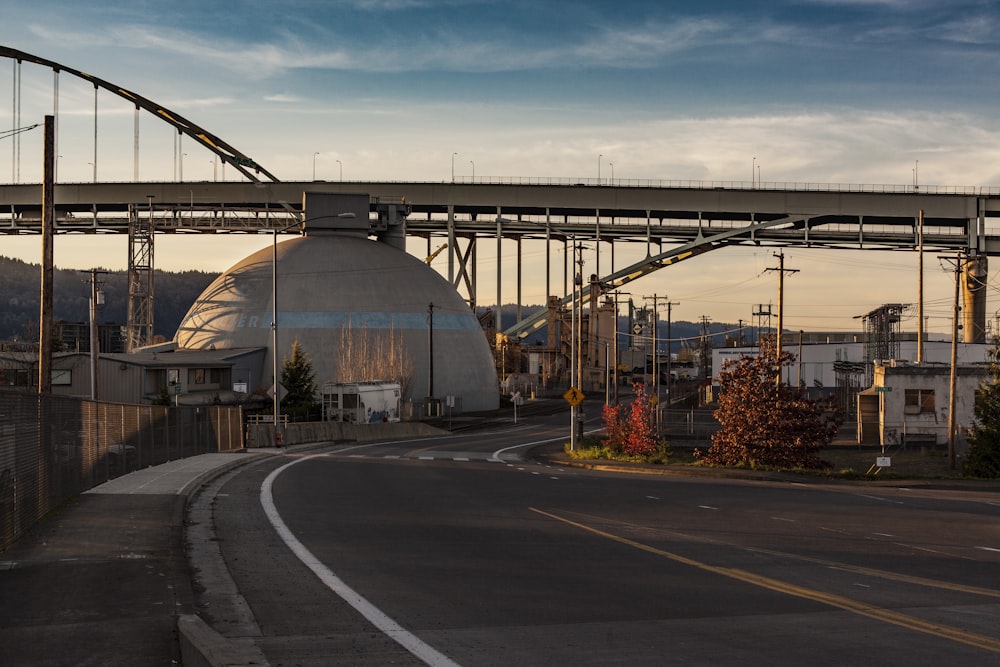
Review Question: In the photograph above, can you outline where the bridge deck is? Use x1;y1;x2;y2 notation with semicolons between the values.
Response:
1;181;997;253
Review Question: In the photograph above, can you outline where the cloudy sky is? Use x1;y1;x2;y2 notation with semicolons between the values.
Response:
2;0;1000;333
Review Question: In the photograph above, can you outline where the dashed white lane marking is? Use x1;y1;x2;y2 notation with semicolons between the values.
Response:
873;532;894;537
771;517;796;522
261;454;461;667
859;494;905;505
976;546;1000;553
698;505;718;510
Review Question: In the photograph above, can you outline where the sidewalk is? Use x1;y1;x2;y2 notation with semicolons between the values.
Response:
0;448;277;666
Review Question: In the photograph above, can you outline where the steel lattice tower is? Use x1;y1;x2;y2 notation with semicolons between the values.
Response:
126;201;155;352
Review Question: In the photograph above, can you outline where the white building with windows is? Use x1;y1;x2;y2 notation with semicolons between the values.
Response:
858;362;987;451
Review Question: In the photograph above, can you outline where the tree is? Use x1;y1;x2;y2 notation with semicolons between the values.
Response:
332;317;414;400
600;382;659;457
280;339;319;418
964;339;1000;478
623;382;657;456
700;340;839;469
601;403;627;452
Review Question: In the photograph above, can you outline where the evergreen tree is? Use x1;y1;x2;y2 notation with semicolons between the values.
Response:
280;340;319;417
964;340;1000;478
700;339;839;468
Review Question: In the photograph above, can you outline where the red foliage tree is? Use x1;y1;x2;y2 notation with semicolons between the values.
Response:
599;383;659;456
623;382;657;456
700;340;840;468
601;403;627;452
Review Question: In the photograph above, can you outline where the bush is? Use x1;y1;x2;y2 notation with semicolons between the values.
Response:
699;340;838;469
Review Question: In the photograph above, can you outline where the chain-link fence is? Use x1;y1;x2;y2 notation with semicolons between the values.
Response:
0;391;243;552
658;407;720;443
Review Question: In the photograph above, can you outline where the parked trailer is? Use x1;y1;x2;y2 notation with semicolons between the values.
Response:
322;381;401;424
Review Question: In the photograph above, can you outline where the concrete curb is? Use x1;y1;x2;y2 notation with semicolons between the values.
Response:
178;614;269;667
175;440;378;666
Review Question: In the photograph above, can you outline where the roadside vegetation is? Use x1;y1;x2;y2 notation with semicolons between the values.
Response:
563;338;998;481
962;337;1000;479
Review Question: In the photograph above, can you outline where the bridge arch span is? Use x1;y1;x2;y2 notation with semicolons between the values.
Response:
1;44;279;183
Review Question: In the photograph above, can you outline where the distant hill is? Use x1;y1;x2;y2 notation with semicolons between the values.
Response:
0;256;216;341
0;255;739;349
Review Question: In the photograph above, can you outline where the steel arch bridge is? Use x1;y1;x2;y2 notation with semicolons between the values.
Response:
1;45;278;184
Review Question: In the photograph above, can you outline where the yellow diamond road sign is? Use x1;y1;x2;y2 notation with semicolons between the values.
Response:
563;386;585;407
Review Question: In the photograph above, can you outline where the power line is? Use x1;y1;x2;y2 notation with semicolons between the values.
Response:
0;124;40;141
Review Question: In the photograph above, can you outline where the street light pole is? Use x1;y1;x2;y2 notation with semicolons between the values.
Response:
470;160;475;181
271;210;358;447
451;152;458;182
336;159;342;181
312;151;319;180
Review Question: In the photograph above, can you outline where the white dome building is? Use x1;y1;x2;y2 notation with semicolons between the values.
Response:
174;193;499;413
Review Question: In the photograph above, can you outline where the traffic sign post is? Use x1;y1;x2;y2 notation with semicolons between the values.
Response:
563;386;585;407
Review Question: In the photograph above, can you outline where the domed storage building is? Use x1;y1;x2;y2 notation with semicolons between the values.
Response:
174;193;499;414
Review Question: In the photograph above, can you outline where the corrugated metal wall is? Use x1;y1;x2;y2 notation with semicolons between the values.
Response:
0;391;243;551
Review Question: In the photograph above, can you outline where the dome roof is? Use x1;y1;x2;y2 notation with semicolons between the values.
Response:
175;234;499;412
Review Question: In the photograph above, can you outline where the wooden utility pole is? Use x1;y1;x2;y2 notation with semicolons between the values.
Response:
38;115;55;394
765;252;798;383
917;209;924;364
948;253;961;470
83;270;109;401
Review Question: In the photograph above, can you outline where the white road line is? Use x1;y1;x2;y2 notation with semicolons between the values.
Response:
976;546;1000;553
490;433;571;462
698;505;718;510
418;456;434;460
771;517;796;522
858;494;905;505
260;455;461;667
454;457;470;462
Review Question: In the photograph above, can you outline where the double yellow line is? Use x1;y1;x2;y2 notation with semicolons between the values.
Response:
530;507;1000;654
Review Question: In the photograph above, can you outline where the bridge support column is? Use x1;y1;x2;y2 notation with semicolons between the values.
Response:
962;254;988;343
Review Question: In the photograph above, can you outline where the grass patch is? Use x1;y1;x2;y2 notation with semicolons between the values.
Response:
564;437;679;466
562;438;984;481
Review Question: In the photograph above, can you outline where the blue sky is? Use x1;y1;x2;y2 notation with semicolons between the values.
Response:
2;0;1000;332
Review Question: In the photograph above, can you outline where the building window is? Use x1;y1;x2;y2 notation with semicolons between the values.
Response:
194;368;205;385
905;389;935;414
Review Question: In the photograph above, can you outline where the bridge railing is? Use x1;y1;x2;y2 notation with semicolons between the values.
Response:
445;176;1000;196
5;177;1000;196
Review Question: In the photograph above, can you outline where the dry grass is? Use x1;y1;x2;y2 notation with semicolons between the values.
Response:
820;444;959;479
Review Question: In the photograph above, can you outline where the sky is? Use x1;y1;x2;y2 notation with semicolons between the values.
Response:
2;0;1000;335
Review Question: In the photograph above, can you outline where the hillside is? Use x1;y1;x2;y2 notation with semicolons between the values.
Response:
0;256;215;340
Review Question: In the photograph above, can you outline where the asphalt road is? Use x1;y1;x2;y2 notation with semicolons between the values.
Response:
200;413;1000;666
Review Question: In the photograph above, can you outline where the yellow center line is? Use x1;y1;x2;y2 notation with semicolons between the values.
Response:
559;507;1000;600
530;507;1000;654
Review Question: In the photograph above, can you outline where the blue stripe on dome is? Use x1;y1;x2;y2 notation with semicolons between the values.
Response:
261;311;480;331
